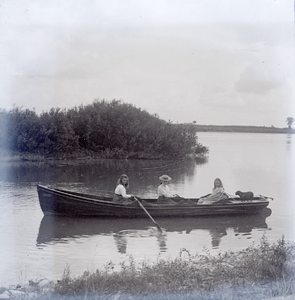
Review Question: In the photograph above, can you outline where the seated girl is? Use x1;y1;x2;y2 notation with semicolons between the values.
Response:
113;174;134;203
198;178;229;205
157;174;179;204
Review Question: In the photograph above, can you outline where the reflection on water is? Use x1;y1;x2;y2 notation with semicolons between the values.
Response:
37;208;271;251
114;228;165;254
286;134;292;150
1;157;204;197
0;158;203;182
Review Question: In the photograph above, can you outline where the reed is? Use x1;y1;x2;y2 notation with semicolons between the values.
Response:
49;236;295;299
1;236;294;299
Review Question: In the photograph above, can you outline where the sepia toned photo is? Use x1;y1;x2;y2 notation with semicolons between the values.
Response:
0;1;294;299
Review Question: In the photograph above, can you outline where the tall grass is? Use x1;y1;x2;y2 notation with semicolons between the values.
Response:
49;236;294;299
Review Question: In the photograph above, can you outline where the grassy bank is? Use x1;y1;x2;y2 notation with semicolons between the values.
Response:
194;124;295;134
54;236;295;299
4;236;294;299
0;148;208;164
0;149;106;163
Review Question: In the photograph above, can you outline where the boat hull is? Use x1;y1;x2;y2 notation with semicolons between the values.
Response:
37;184;270;218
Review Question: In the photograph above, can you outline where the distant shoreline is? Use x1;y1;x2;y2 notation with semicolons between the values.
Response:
194;124;295;134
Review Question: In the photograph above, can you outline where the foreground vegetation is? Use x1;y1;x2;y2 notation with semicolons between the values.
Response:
0;100;208;160
3;236;294;299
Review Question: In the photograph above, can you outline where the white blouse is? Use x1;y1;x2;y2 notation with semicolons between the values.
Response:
158;184;173;197
114;184;132;198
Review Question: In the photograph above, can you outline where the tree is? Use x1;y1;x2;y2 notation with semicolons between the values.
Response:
285;117;294;129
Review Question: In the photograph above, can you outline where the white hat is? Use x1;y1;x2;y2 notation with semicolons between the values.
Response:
159;175;172;182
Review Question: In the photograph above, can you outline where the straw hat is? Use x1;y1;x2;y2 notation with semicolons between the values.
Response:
159;175;172;182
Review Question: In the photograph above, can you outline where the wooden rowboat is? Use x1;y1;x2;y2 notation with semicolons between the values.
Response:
37;184;271;218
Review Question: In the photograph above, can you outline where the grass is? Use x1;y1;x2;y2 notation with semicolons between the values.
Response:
1;236;294;299
13;235;293;300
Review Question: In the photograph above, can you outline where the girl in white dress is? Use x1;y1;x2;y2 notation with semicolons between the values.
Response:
113;174;134;203
157;174;179;204
198;178;228;205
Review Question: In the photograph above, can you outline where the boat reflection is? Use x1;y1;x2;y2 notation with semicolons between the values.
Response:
37;208;271;252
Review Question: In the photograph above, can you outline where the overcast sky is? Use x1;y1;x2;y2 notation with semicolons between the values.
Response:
0;0;294;126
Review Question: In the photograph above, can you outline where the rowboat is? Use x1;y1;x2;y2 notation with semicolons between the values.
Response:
37;184;271;218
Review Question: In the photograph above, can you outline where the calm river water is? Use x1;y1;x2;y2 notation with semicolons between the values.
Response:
0;132;294;287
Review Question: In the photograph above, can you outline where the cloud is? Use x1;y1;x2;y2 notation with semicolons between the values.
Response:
0;0;294;127
235;64;283;95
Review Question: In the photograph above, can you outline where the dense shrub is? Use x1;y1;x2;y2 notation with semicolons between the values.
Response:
0;100;208;159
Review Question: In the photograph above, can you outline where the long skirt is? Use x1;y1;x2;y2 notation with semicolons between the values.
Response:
113;194;133;204
157;196;177;205
198;193;228;205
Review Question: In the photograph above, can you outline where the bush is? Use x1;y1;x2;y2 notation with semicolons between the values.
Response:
0;100;208;159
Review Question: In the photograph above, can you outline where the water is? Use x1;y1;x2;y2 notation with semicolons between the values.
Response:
0;132;294;287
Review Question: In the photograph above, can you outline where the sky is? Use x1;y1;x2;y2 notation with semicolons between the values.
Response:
0;0;294;127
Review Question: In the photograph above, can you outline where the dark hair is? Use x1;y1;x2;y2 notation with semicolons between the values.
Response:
214;178;223;188
117;174;129;188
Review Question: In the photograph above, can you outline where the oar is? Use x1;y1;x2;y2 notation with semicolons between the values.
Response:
259;195;274;201
133;196;163;233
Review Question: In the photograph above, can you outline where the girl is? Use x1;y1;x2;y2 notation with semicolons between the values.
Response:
113;174;134;203
198;178;228;205
157;174;179;204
